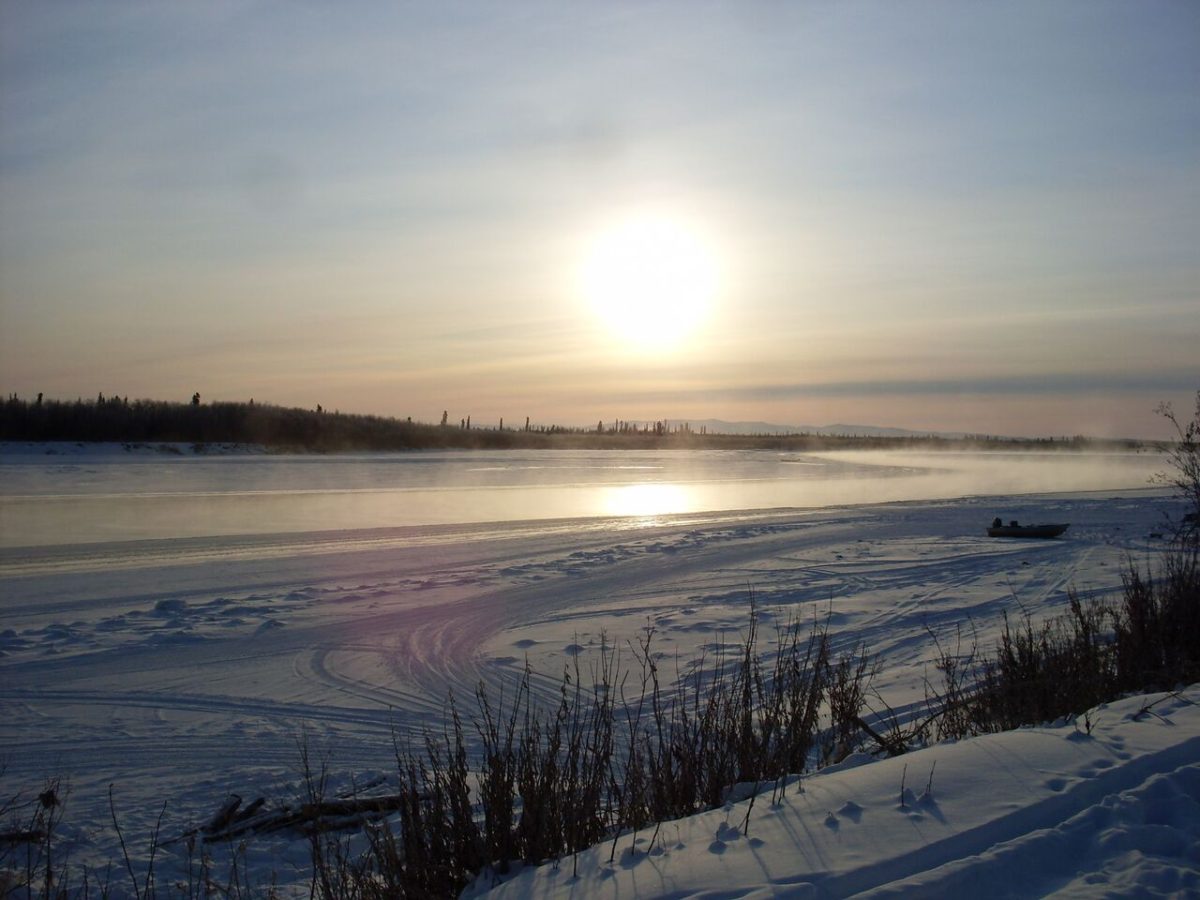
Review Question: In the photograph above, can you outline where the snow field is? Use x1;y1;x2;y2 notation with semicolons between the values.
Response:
2;488;1195;897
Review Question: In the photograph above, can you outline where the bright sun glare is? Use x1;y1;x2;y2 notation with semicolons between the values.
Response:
579;213;719;350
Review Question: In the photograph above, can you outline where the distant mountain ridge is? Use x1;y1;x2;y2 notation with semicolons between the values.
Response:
664;419;966;439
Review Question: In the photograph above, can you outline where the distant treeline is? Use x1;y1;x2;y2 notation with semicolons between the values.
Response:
0;393;1150;453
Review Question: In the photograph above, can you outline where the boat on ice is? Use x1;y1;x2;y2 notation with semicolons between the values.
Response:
987;518;1069;539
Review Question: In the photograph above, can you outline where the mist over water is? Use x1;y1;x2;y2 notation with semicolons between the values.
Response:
0;448;1166;549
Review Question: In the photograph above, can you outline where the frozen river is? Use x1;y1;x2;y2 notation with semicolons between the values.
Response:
0;442;1189;896
0;445;1164;549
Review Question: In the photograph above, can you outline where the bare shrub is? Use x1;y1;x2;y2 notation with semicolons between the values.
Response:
306;603;874;895
1155;391;1200;547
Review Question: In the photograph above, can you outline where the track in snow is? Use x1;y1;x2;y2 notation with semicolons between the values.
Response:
1;494;1173;789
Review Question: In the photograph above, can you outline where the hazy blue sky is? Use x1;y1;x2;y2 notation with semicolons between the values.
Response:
2;2;1197;437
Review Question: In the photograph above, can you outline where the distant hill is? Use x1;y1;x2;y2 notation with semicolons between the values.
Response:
664;419;966;439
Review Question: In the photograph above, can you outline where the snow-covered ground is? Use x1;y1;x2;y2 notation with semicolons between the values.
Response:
474;686;1200;899
2;483;1196;897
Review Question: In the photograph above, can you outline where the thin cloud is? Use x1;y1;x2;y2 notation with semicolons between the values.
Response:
627;371;1200;404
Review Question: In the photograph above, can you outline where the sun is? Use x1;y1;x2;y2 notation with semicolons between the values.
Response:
579;213;719;350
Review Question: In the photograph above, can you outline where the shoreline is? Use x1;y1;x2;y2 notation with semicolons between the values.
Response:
0;483;1173;569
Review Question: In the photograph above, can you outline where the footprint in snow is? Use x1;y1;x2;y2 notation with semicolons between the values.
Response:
715;822;741;842
835;801;864;825
824;812;839;831
618;846;645;869
153;598;187;616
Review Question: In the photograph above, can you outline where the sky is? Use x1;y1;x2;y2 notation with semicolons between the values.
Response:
1;2;1197;439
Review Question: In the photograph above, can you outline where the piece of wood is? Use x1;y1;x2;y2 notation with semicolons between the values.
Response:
231;796;265;823
202;793;408;842
203;794;242;835
0;829;45;845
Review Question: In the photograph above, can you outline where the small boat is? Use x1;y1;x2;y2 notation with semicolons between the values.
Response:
987;519;1069;539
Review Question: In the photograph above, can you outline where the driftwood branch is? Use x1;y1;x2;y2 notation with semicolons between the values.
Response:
0;829;46;845
190;793;407;843
204;794;243;835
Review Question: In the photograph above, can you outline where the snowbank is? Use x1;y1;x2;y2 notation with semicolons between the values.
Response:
471;688;1199;898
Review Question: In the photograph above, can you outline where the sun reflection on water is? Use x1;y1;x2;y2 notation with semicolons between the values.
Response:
602;482;693;519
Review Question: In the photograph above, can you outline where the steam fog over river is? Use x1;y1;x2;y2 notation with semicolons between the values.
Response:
0;447;1165;552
